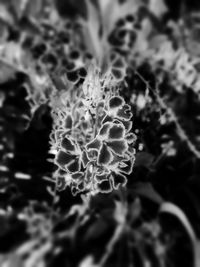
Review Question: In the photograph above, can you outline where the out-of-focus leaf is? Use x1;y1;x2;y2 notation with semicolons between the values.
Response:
131;182;163;204
0;62;16;84
84;219;108;241
79;255;99;267
148;0;168;18
82;0;102;60
113;200;127;224
134;152;154;168
0;3;14;25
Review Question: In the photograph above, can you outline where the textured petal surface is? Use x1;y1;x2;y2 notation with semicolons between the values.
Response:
117;104;132;121
108;123;125;139
109;96;124;109
95;179;112;193
86;138;101;151
111;173;127;190
66;158;81;173
64;114;73;129
98;122;111;137
107;140;128;156
119;158;135;174
97;143;113;166
61;137;76;152
95;172;109;183
81;150;90;167
55;150;76;169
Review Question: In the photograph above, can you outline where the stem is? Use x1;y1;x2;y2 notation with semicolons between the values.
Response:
99;224;124;266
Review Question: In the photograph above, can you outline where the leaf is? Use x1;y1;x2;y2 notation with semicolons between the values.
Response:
134;152;154;168
84;219;108;241
79;255;99;267
113;200;127;224
131;182;163;204
159;202;198;267
0;3;14;25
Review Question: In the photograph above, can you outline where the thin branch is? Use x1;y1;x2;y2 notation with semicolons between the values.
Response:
135;71;200;160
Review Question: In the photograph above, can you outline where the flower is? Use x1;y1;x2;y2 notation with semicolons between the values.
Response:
51;67;136;196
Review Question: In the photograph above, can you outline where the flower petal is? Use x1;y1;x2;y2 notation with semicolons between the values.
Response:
120;120;132;132
110;173;127;190
86;138;101;151
71;172;84;180
85;163;94;183
101;115;113;125
87;150;98;160
107;140;128;156
109;96;124;109
66;158;81;173
119;157;135;174
71;186;79;196
117;104;132;121
55;168;68;177
81;150;90;168
55;150;76;169
95;179;112;193
126;133;137;144
77;180;85;192
108;124;125;139
98;122;111;137
95;172;110;183
97;143;113;166
64;114;73;129
61;137;76;152
111;68;124;81
56;176;68;191
54;130;65;143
